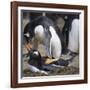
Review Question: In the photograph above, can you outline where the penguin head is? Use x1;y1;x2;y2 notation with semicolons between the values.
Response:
28;49;42;69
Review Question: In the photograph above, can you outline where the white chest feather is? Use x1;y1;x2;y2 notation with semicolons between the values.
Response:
34;25;45;43
49;26;62;58
68;19;79;52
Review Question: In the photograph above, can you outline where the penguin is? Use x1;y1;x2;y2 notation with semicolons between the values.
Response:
24;16;62;59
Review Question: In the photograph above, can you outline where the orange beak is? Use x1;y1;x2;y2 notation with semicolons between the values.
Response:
25;43;33;52
45;58;58;64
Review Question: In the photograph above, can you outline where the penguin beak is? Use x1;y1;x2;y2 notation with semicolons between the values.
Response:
24;42;33;51
45;58;59;64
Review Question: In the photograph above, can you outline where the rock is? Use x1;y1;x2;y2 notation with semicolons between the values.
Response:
68;55;79;68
